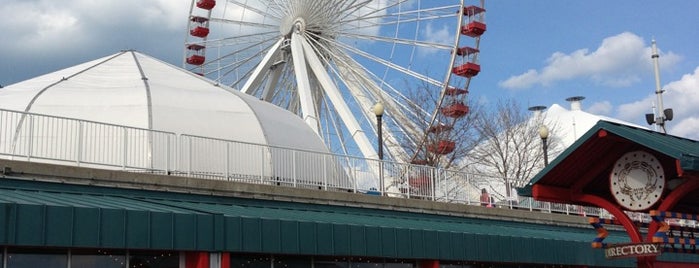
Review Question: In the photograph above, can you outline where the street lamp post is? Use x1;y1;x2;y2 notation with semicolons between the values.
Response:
373;102;384;160
373;102;385;194
538;125;549;166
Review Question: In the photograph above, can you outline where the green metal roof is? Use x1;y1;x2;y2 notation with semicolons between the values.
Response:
0;177;646;266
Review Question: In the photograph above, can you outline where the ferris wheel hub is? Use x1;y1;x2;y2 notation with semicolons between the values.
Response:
280;17;307;36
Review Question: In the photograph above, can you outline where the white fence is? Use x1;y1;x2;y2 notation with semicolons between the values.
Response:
0;108;599;216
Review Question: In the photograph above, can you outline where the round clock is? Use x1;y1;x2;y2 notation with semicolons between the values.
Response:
610;151;665;211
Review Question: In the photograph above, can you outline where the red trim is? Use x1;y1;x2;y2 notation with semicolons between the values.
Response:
185;252;209;268
532;184;571;203
676;159;684;177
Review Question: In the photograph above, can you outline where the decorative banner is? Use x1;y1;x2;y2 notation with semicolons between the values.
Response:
604;243;662;259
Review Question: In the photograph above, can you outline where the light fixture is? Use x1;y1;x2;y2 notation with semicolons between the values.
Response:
373;102;384;117
538;125;549;166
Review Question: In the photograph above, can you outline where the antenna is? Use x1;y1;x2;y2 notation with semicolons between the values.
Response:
644;39;673;133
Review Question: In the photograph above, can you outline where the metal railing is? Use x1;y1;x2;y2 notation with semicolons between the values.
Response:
0;108;599;216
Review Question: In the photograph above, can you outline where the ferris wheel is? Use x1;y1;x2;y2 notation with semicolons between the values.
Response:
184;0;486;164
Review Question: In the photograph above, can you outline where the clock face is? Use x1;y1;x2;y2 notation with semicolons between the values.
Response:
610;151;665;211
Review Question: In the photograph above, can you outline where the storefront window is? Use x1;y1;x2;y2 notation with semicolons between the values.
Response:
72;249;126;268
314;257;349;268
274;256;311;268
128;251;178;268
351;258;383;268
385;261;414;268
229;254;272;268
6;249;67;268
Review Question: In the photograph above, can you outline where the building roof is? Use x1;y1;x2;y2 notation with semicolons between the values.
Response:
520;120;699;214
0;176;637;266
0;50;327;152
542;103;646;148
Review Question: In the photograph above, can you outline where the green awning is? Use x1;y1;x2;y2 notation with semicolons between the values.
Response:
0;178;640;266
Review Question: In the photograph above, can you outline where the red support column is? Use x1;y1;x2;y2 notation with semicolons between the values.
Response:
185;252;210;268
221;253;230;268
574;193;643;243
420;260;440;268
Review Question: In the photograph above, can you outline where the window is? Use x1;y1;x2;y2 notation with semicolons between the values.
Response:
128;251;179;268
71;249;126;268
229;254;271;268
274;256;311;268
6;249;67;268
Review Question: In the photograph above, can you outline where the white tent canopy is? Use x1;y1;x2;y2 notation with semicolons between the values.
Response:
0;51;347;187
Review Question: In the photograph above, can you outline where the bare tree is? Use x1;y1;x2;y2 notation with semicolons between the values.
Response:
396;81;482;169
465;98;560;202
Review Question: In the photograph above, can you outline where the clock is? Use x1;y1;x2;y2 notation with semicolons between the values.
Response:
609;151;665;211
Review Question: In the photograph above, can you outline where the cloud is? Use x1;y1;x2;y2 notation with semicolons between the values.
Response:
587;101;613;115
0;0;189;85
499;32;682;90
418;22;452;56
617;67;699;139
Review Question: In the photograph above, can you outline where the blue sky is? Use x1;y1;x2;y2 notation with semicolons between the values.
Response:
475;1;699;138
1;0;698;138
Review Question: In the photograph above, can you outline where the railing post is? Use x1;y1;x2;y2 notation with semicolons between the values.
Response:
27;115;34;161
431;168;437;201
260;146;265;183
292;150;297;188
379;160;384;196
225;142;230;180
122;127;128;170
187;136;192;176
352;160;357;193
76;121;83;166
166;134;171;174
529;198;533;212
323;155;328;191
466;173;471;205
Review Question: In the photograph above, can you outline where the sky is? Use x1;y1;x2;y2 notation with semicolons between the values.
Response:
1;0;698;139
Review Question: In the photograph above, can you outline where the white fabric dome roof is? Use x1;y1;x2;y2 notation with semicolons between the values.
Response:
0;50;328;153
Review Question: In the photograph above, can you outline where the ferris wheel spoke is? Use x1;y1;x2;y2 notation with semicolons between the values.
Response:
209;17;278;30
321;47;417;160
240;38;284;94
340;5;460;27
291;32;320;134
332;40;441;87
226;0;283;22
203;37;280;85
261;63;285;102
336;32;454;51
331;0;378;25
339;0;405;23
306;35;431;126
299;35;378;160
199;31;278;48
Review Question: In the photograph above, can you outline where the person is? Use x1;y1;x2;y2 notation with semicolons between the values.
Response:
480;188;491;207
